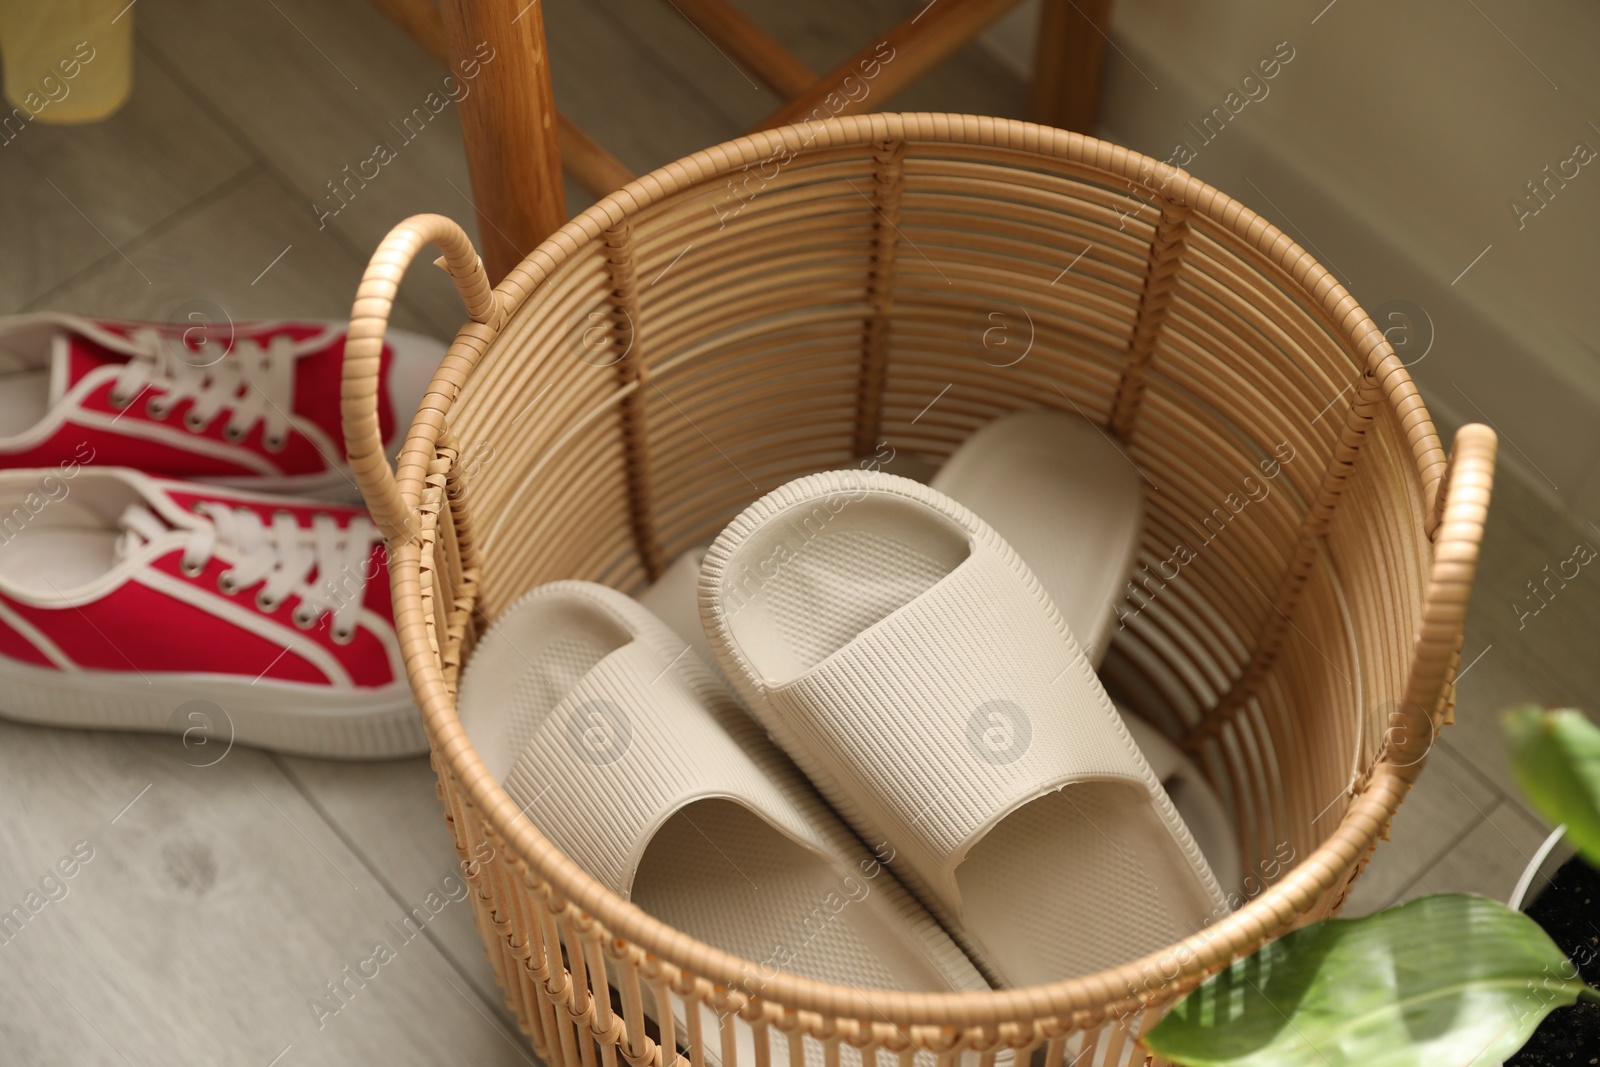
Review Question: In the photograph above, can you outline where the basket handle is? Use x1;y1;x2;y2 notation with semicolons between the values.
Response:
1385;422;1497;775
343;214;504;544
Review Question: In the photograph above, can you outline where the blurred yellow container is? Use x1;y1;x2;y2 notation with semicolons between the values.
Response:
0;0;131;125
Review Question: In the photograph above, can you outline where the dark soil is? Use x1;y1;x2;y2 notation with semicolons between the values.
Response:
1509;857;1600;1065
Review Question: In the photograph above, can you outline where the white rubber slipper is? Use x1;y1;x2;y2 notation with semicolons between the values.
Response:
644;543;1244;908
635;543;716;671
1119;709;1241;894
929;411;1143;667
456;581;988;1011
633;536;1235;977
699;471;1226;986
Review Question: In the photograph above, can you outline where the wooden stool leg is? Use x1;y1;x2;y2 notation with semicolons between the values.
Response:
439;0;567;283
1030;0;1113;133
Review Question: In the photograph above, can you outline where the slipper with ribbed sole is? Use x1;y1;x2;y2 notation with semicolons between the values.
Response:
699;470;1226;986
1119;708;1241;894
456;580;989;1017
644;542;1244;909
636;543;716;671
929;411;1143;667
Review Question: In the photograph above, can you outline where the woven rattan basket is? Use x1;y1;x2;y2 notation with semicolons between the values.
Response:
340;113;1496;1067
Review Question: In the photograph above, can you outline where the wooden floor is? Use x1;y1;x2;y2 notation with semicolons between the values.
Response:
0;1;1590;1064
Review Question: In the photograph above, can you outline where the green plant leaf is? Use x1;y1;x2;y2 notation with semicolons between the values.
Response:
1143;894;1593;1067
1504;705;1600;868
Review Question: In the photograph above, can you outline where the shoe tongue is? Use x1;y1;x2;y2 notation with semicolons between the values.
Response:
51;332;129;404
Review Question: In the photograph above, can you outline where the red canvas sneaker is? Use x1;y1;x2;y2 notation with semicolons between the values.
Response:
0;313;442;500
0;467;423;758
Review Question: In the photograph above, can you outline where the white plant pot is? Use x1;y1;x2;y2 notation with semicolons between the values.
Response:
1509;825;1572;912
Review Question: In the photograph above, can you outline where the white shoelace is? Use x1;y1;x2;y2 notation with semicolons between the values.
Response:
108;329;297;449
117;503;381;642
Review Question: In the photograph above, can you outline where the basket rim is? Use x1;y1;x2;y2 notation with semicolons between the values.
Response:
389;112;1471;1029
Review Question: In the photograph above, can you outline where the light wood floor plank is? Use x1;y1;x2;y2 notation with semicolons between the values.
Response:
131;0;487;334
1407;796;1555;905
0;721;535;1066
1340;744;1503;916
32;170;438;341
0;39;253;313
274;754;508;1014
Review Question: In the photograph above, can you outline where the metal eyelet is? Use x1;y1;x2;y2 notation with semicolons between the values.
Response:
255;591;279;613
223;424;246;442
292;608;318;630
146;397;170;420
180;558;205;577
331;626;355;645
183;411;208;433
263;434;287;453
217;572;240;595
108;391;131;410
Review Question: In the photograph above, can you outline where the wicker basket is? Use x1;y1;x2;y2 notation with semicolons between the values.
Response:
340;114;1496;1067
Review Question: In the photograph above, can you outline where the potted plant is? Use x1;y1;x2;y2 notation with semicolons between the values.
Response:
1501;706;1600;1064
1142;706;1600;1066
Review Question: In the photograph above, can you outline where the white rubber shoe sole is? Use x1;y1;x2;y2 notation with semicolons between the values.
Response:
0;657;424;759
